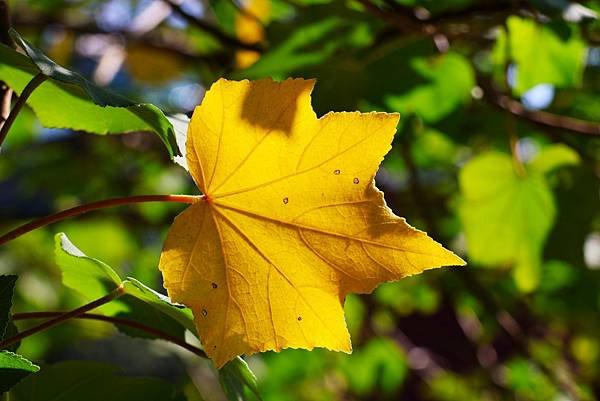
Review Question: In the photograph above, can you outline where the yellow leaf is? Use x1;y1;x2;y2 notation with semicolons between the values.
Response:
126;44;184;84
235;50;261;69
47;31;75;67
159;78;464;368
235;0;270;68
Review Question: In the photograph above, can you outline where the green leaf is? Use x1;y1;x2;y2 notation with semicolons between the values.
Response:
122;278;197;335
496;17;586;94
0;351;40;393
10;361;182;401
0;275;18;340
209;0;238;35
381;52;475;123
219;358;262;401
458;152;556;291
168;114;190;171
538;260;577;292
0;277;39;392
237;18;346;81
55;233;122;301
504;358;557;400
234;5;374;83
11;29;133;107
340;338;407;396
529;144;580;175
427;371;482;401
375;278;440;315
56;219;135;269
1;106;37;149
411;128;459;167
54;233;194;339
0;33;178;158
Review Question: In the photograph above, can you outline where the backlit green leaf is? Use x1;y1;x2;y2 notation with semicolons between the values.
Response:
496;17;587;94
458;152;556;291
54;233;193;339
55;233;122;301
0;351;40;393
382;52;475;123
529;144;580;174
0;34;178;157
123;278;196;335
341;338;407;396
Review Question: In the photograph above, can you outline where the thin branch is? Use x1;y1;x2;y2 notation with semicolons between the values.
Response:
12;311;207;358
357;0;518;39
479;78;600;137
13;14;229;62
357;0;426;35
18;0;214;49
0;73;47;150
0;194;200;245
424;1;527;24
0;82;10;132
0;286;125;350
0;0;15;141
161;0;263;52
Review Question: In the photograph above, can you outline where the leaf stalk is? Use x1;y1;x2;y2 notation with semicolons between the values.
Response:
0;285;125;350
12;311;207;358
0;194;199;245
0;72;46;150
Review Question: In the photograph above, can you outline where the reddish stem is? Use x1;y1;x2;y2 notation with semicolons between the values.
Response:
0;286;125;350
0;73;47;149
0;194;199;245
12;311;207;358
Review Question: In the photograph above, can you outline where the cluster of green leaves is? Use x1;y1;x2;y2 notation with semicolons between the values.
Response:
2;233;261;399
1;0;599;400
0;275;39;392
0;30;179;157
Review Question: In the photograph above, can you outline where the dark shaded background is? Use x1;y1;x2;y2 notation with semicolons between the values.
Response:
1;0;599;400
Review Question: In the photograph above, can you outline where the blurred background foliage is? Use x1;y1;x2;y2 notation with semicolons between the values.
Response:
0;0;599;399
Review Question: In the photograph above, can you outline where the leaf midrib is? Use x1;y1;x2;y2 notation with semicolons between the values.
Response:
212;201;451;259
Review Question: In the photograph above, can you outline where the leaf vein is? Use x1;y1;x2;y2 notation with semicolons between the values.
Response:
214;208;340;342
212;119;390;199
215;203;445;258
